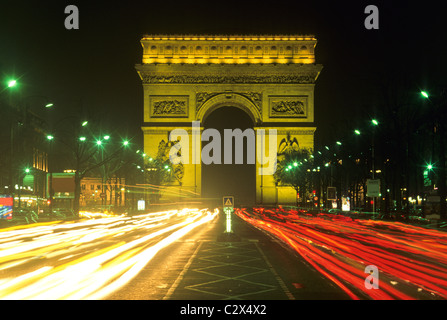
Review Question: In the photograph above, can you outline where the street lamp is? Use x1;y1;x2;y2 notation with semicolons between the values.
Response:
420;88;447;218
1;78;17;95
7;80;17;88
370;118;379;213
46;134;55;217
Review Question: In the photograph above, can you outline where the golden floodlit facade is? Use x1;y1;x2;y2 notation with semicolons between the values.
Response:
135;35;322;205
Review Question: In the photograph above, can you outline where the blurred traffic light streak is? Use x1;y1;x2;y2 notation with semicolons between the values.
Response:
235;207;447;300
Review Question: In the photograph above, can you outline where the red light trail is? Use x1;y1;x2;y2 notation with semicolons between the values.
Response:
235;207;447;300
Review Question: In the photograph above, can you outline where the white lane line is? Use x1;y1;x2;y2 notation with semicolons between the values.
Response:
163;241;203;300
255;242;296;300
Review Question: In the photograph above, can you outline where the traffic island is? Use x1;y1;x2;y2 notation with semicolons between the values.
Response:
217;202;241;242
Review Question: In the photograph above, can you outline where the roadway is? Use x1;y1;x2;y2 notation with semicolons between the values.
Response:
0;206;446;301
0;209;217;299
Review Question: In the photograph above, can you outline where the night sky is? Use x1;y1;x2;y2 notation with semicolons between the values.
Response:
1;0;446;199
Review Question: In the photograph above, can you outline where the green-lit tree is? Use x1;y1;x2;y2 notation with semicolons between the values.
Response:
274;145;313;207
144;140;184;203
50;116;133;218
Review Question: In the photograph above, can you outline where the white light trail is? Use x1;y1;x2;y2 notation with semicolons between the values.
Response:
0;208;218;300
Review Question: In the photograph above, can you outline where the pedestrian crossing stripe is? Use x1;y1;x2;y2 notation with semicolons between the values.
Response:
223;196;234;207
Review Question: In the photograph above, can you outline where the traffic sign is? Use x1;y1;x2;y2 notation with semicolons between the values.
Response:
366;179;380;197
223;196;234;208
327;187;336;200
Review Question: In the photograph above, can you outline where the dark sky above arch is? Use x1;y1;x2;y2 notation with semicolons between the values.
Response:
1;0;445;148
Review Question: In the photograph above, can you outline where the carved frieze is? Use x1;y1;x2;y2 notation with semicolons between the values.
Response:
150;95;188;117
269;96;307;118
140;73;317;84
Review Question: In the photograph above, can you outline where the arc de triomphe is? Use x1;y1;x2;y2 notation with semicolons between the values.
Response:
135;35;322;205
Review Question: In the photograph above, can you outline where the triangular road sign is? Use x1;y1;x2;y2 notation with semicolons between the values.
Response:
223;196;234;207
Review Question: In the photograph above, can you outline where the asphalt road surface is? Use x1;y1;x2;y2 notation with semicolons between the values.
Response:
1;206;446;301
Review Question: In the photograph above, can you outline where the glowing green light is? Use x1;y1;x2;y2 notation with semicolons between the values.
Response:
293;162;298;167
355;129;361;135
336;141;342;145
7;80;17;88
81;121;88;127
79;136;86;141
46;135;54;140
225;207;233;233
372;119;379;126
96;140;102;145
25;168;30;173
427;164;433;170
104;135;110;140
123;140;129;146
421;91;429;99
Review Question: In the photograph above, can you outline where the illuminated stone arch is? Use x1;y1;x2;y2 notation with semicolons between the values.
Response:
136;34;322;206
197;93;261;125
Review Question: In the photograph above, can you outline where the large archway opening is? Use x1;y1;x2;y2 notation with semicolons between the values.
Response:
201;106;256;207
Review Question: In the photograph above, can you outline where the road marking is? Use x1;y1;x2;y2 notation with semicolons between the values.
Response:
254;242;296;300
183;242;277;299
163;241;203;300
